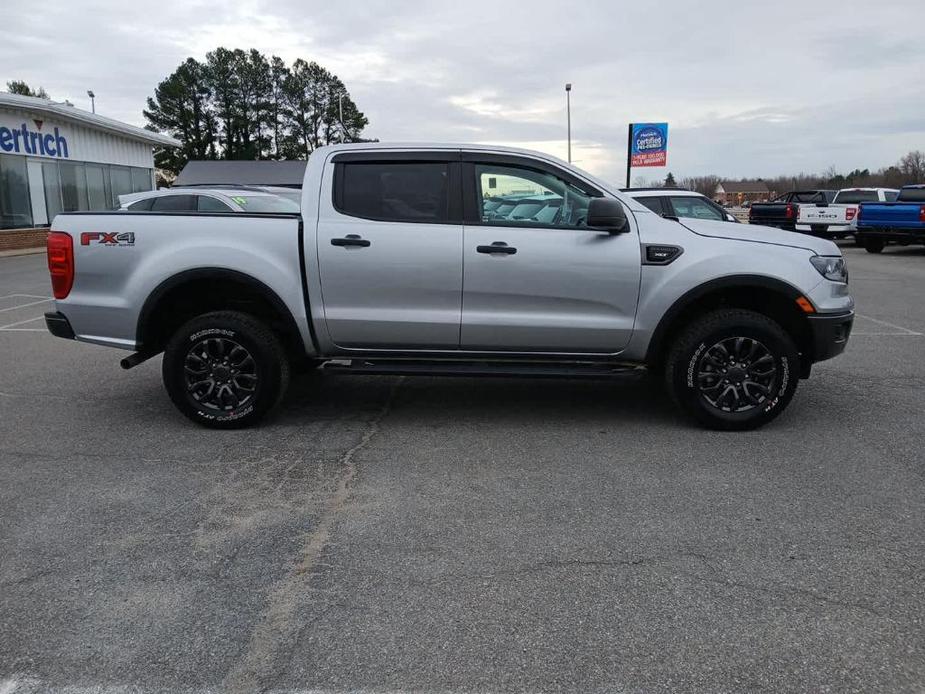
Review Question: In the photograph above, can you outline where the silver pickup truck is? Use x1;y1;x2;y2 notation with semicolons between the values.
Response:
44;143;854;430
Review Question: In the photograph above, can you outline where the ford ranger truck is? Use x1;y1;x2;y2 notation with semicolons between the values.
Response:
43;144;854;431
797;187;900;239
748;190;835;231
855;184;925;253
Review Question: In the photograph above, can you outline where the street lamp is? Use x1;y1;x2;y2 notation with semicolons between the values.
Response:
87;90;95;114
565;83;572;163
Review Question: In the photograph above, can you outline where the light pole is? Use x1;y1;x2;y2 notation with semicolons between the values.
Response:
565;83;572;163
87;90;95;114
338;93;347;143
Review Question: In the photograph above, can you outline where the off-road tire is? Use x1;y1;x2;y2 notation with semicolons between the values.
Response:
665;309;800;431
162;311;290;429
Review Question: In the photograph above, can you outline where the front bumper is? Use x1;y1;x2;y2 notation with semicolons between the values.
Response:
44;311;76;340
807;311;853;363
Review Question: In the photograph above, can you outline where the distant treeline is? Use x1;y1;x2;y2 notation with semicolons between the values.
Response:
144;48;369;175
676;150;925;197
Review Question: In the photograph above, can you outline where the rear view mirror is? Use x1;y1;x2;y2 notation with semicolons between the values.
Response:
587;197;629;233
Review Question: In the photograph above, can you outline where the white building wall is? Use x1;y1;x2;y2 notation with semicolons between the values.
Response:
0;106;155;168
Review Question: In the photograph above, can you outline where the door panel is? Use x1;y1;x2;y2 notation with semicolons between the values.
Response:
461;225;640;352
316;157;463;350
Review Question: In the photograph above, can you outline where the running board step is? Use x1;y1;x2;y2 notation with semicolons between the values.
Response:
320;359;645;379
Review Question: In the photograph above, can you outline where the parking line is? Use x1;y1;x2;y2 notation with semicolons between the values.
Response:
0;293;51;300
854;313;922;336
0;316;44;330
0;298;52;313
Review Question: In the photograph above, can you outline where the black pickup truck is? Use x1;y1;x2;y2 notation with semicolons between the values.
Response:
749;190;836;230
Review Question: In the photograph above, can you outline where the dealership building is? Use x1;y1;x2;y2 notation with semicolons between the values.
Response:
0;92;178;247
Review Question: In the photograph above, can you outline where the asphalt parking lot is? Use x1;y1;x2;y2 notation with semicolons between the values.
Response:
1;243;924;693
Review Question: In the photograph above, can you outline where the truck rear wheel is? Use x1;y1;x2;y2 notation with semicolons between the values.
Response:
664;309;800;431
162;311;290;429
864;238;885;254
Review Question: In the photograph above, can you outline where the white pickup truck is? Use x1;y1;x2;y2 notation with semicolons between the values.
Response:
43;143;854;431
797;187;900;238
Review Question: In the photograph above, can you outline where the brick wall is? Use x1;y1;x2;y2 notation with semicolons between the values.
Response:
0;228;48;252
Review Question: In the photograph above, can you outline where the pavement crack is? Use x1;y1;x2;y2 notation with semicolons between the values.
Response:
221;378;402;694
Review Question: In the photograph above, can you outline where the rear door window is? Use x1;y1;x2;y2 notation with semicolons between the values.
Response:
634;196;666;215
150;195;197;211
335;162;449;223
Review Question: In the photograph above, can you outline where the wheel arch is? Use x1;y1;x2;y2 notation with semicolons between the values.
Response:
646;275;815;375
137;268;307;360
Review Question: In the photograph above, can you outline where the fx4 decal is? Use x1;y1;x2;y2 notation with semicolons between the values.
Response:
80;232;135;246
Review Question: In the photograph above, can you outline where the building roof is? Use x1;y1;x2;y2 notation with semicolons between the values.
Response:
175;160;308;187
718;180;770;193
0;92;179;148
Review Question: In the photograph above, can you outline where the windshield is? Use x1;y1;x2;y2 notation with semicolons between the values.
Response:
227;195;300;213
833;190;879;204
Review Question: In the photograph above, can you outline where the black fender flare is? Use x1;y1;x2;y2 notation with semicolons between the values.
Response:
136;268;306;351
645;274;807;364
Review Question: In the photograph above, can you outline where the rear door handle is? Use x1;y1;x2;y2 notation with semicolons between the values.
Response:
477;242;517;255
331;234;370;247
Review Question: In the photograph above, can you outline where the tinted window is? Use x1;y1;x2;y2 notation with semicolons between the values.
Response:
475;164;593;228
128;198;155;211
884;190;899;202
151;195;196;211
0;153;32;229
197;195;233;212
898;187;925;202
669;196;724;221
337;162;449;222
833;190;878;204
635;196;665;214
110;167;132;208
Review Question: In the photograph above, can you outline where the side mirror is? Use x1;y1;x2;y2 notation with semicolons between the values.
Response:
587;197;630;233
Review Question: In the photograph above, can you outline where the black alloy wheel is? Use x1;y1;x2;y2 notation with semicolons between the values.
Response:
695;336;777;413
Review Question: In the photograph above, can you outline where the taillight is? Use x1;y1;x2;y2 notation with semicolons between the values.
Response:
845;207;857;221
920;205;925;223
785;203;794;219
857;205;863;221
47;231;74;299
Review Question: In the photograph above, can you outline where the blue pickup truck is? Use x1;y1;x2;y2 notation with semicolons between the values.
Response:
856;185;925;253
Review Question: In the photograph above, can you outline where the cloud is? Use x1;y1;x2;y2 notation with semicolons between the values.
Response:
1;0;923;183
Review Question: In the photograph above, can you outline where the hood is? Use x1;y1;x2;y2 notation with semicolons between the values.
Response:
677;218;840;255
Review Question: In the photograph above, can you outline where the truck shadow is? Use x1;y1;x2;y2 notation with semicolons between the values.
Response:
279;371;683;429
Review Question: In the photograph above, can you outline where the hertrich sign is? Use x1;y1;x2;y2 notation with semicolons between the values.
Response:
0;120;69;158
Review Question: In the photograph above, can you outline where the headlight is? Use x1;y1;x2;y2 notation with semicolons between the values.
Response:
810;255;848;283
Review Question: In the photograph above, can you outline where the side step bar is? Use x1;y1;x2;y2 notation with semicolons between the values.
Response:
320;359;645;379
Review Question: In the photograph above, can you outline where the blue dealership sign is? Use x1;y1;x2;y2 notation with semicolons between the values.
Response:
630;123;668;167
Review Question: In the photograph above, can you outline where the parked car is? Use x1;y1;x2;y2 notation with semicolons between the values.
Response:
855;184;925;253
118;187;301;214
796;187;900;239
622;188;739;222
44;143;853;431
749;191;836;230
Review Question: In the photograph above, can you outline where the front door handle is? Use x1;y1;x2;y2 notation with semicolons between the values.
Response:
477;241;517;255
331;234;371;248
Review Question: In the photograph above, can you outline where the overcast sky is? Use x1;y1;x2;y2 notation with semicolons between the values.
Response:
2;0;923;184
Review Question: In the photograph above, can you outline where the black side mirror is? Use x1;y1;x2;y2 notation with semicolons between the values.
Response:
587;197;630;233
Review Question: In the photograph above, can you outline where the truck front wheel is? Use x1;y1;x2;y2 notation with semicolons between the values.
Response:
162;311;290;429
664;309;800;431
